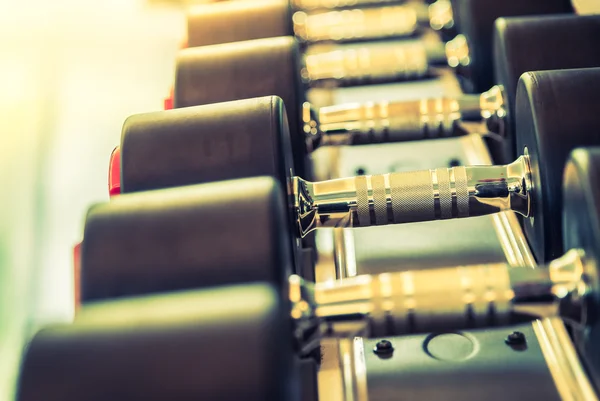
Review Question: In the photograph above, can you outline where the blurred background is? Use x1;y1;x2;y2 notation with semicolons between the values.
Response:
0;1;186;399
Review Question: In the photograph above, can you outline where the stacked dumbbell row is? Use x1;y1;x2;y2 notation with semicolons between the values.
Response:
20;72;600;400
16;1;600;400
17;103;600;401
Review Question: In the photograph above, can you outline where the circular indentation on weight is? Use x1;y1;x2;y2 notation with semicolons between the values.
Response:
423;332;478;362
355;167;367;175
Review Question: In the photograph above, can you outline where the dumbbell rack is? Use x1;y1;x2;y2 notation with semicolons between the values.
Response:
307;39;592;400
13;1;600;401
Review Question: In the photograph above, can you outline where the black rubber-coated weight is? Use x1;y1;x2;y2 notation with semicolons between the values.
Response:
562;147;600;391
18;284;297;401
188;0;293;48
121;96;294;194
174;37;307;177
516;68;600;263
492;14;600;164
17;150;600;401
80;177;293;302
453;0;572;93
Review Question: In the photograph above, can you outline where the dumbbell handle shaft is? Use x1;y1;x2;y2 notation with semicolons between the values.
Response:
318;95;479;144
292;0;439;12
290;249;586;338
294;155;531;237
304;42;434;85
293;5;419;43
316;85;505;145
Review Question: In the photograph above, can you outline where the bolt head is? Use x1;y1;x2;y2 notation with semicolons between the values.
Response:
373;340;394;355
505;331;526;345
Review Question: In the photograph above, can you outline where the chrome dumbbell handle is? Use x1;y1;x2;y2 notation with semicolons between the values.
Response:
314;263;514;336
317;95;478;145
294;155;531;236
293;5;418;43
292;0;401;11
290;0;452;30
312;86;506;147
290;249;589;338
303;42;431;85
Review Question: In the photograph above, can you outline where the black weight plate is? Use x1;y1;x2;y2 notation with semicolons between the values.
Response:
453;0;572;94
174;37;307;177
515;68;600;263
187;0;293;48
81;177;293;302
492;14;600;163
121;96;294;194
18;284;297;401
562;147;600;391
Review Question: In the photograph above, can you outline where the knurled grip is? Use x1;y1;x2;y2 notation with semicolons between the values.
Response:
371;174;387;226
318;96;463;145
385;97;462;141
354;167;470;226
293;6;418;43
304;43;429;85
355;176;370;227
366;263;512;336
299;157;529;236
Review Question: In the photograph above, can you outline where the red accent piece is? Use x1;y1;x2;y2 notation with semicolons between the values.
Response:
73;242;81;313
163;87;174;110
108;146;121;197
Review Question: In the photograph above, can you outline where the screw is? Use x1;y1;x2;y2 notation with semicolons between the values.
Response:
373;340;394;355
505;331;526;345
356;167;367;175
448;158;461;167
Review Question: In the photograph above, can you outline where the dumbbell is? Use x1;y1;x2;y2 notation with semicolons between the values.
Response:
123;66;600;263
184;0;571;92
172;4;453;93
96;100;531;300
187;0;449;47
73;68;589;314
490;13;600;164
278;0;447;13
186;0;569;48
17;147;600;401
174;14;600;176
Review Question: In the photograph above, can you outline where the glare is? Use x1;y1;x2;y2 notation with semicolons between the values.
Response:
0;1;185;399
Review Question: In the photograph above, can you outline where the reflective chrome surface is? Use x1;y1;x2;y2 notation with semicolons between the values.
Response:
291;248;593;338
305;89;507;150
534;318;599;401
292;0;404;11
303;102;321;153
428;0;454;31
294;155;532;237
508;250;589;324
303;42;430;85
318;96;469;145
548;249;593;328
293;6;418;43
446;34;470;68
480;85;507;138
338;337;369;401
311;263;512;336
